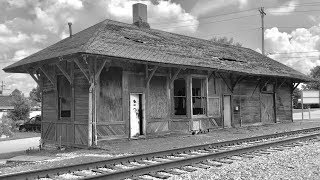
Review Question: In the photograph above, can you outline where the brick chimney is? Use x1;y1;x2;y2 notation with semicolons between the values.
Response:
132;3;150;28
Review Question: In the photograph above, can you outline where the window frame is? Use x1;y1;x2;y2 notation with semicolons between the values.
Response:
172;77;188;118
191;75;208;118
57;74;72;120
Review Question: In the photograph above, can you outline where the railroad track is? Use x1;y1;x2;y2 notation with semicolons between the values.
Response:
1;127;320;180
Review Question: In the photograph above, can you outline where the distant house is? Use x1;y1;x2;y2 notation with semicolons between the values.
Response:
3;3;312;147
0;95;13;112
0;95;13;118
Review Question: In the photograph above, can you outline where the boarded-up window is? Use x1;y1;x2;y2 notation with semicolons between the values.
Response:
174;78;186;115
208;77;220;117
57;75;71;118
192;78;207;115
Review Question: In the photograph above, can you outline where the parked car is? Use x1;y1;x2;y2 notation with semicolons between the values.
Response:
18;115;41;132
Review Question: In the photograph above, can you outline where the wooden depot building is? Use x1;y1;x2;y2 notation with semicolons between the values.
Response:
3;4;311;147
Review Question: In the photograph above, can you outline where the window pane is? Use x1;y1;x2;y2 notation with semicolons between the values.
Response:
58;75;71;118
192;97;206;115
174;79;186;96
174;97;186;115
192;78;205;96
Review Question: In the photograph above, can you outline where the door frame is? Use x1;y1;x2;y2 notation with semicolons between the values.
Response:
223;94;233;128
129;93;146;138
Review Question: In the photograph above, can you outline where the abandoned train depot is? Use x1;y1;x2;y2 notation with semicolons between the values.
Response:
3;4;311;147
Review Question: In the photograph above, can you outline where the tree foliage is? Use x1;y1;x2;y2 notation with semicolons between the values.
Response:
292;88;301;109
302;66;320;90
7;89;31;122
29;86;42;105
210;36;242;47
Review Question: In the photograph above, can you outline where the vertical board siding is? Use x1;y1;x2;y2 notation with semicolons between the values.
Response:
233;80;261;125
147;121;169;134
276;84;292;122
73;70;89;145
75;124;88;145
96;67;125;140
97;124;126;140
42;77;57;141
148;76;168;119
98;67;123;123
74;70;89;122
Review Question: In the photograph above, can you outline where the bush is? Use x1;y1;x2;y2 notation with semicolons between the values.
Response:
0;116;14;137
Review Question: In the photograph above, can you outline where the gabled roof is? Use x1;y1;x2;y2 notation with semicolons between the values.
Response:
3;19;311;81
0;96;13;110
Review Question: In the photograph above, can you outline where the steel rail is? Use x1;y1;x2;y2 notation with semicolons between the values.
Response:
1;126;320;180
83;132;320;180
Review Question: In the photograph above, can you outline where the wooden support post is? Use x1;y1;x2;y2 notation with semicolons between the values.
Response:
292;82;300;93
231;75;244;92
39;66;55;85
26;70;40;86
261;78;271;90
170;68;183;88
95;60;108;82
56;63;72;84
252;79;262;97
88;80;94;147
146;66;158;84
74;58;90;82
276;79;286;91
217;72;233;93
71;61;75;144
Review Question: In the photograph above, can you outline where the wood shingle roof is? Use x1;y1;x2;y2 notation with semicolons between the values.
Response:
3;19;311;81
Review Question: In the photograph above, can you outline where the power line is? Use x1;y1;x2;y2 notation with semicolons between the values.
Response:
150;8;257;26
154;14;259;30
271;56;319;59
269;51;319;54
269;9;320;14
149;2;320;27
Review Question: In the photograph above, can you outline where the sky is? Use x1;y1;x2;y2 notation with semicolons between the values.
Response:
0;0;320;95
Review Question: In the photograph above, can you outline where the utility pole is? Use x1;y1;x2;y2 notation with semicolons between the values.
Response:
259;7;266;55
0;81;4;95
0;81;10;95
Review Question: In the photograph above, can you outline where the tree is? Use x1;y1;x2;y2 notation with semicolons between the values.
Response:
210;36;242;47
7;89;31;122
292;88;301;109
29;86;42;105
302;66;320;90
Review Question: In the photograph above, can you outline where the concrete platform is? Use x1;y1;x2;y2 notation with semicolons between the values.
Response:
98;120;320;155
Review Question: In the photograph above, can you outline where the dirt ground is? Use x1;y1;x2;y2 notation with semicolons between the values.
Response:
0;120;320;175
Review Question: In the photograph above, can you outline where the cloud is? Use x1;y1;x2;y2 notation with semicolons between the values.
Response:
267;0;296;16
265;26;320;75
190;0;248;17
0;0;197;95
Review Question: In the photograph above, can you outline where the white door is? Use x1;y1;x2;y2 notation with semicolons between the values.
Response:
130;94;141;137
223;95;232;128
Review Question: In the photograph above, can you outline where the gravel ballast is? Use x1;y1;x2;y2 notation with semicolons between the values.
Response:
171;141;320;180
0;120;320;176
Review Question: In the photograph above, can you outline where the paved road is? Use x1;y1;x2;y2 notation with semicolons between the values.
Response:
0;137;40;154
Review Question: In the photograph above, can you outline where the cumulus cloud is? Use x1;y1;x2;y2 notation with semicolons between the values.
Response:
265;26;320;75
267;0;296;16
190;0;248;17
0;0;198;95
